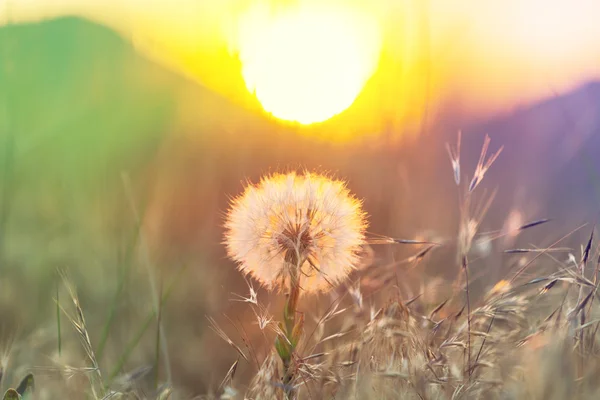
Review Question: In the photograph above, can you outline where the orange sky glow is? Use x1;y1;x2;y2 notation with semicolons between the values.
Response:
4;0;600;138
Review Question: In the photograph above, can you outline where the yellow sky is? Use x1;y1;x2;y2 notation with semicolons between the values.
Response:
4;0;600;137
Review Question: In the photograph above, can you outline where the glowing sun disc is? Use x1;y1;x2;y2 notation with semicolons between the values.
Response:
237;5;381;125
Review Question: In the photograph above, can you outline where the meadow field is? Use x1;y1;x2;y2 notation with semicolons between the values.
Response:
1;3;600;399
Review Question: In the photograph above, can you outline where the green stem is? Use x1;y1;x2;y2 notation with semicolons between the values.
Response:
284;272;300;335
277;253;303;400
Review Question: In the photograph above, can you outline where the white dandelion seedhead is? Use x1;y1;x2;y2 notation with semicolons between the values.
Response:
224;171;368;293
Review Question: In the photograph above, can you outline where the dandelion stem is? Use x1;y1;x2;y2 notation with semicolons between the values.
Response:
278;253;303;400
284;271;300;335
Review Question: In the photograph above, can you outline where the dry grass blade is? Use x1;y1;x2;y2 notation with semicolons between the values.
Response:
376;371;409;379
510;223;588;283
408;245;438;264
318;330;352;345
572;290;594;317
539;279;559;294
112;365;153;392
524;277;550;286
504;247;571;254
338;360;357;367
469;134;503;192
230;276;258;305
446;130;462;185
429;299;449;320
405;294;422;307
302;353;327;362
58;271;105;397
574;318;600;331
219;359;239;391
441;341;467;350
581;228;594;267
206;316;249;362
518;218;551;231
365;233;441;246
564;269;595;288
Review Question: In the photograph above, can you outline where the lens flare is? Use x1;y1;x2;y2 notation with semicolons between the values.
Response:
236;4;381;125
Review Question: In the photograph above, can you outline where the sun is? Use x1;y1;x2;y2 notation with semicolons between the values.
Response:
236;4;381;125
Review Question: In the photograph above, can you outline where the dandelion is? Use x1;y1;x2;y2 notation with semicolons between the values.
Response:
224;171;367;293
225;171;367;399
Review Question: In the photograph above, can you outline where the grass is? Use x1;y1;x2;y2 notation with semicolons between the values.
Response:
199;135;600;400
1;130;600;399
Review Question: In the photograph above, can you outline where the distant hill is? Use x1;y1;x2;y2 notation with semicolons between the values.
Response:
462;81;600;225
0;16;272;190
0;17;168;183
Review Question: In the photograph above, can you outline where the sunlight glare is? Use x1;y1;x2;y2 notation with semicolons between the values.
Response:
236;4;381;125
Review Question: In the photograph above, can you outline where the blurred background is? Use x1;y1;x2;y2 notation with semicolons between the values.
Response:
1;0;600;396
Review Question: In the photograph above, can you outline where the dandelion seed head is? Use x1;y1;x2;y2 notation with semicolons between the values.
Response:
224;171;367;292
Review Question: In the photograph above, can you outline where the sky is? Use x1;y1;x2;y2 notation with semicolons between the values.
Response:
3;0;600;135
